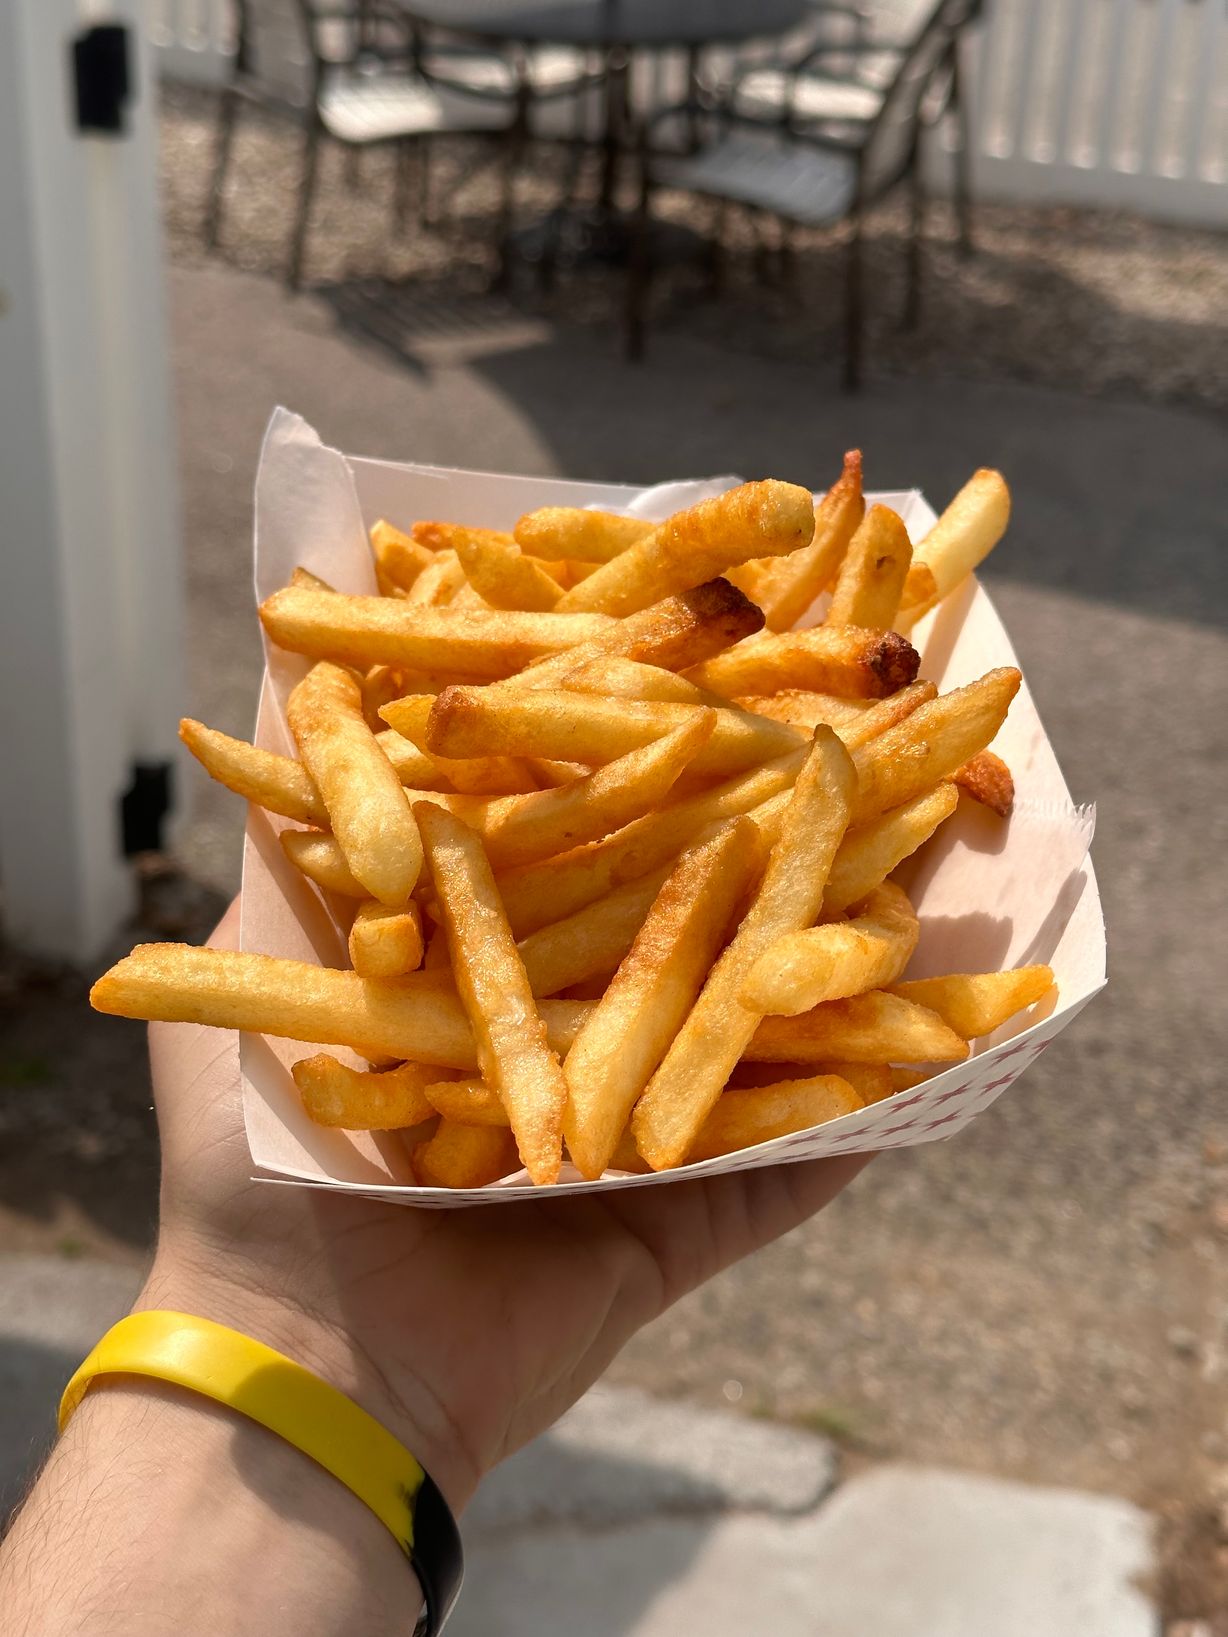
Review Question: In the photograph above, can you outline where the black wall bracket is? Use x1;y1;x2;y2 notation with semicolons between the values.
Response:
72;23;132;136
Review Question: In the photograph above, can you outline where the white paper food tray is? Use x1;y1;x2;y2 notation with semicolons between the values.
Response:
238;409;1105;1206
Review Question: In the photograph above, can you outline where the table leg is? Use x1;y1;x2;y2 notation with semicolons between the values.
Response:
599;47;630;210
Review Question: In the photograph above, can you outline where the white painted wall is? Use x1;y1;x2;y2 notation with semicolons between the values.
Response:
0;0;184;959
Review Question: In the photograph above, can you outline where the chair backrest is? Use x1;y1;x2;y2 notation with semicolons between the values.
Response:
859;0;979;200
232;0;359;110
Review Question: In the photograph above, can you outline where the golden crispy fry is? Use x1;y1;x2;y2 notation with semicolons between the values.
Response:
824;504;913;630
260;584;612;676
416;803;568;1185
453;527;564;612
514;579;764;691
291;566;337;592
685;1075;863;1163
475;715;714;871
890;1066;934;1094
281;828;366;896
497;747;807;936
746;991;969;1064
565;818;763;1180
514;507;656;564
741;882;919;1015
411;1120;519;1188
370;520;432;593
833;681;938;752
412;520;514;554
686;625;920;701
560;656;725;708
633;729;855;1171
813;1062;894;1104
952;750;1015;817
287;662;422;906
348;899;425;979
898;469;1011;623
89;944;587;1066
423;1077;508;1126
179;719;326;826
525;758;589;786
518;868;670;996
411;687;802;778
850;667;1021;826
556;481;815;617
733;691;871;731
889;966;1055;1039
361;666;411;732
753;450;865;632
404;551;468;608
376;728;540;798
822;784;959;915
291;1054;436;1128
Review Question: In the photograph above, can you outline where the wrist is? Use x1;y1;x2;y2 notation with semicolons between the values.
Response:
136;1242;483;1514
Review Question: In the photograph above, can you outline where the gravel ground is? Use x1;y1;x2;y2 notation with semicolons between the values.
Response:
158;83;1228;416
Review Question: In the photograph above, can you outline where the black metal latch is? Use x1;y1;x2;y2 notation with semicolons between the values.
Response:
72;23;132;135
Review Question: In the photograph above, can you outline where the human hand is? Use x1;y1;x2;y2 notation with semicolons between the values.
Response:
143;900;870;1512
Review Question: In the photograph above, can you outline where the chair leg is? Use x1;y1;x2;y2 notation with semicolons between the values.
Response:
904;152;924;330
843;211;864;393
493;116;527;293
951;50;974;257
705;198;728;298
419;133;435;228
204;85;240;250
287;127;322;290
394;141;413;235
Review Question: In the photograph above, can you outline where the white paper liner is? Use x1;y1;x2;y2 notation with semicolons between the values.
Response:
238;410;1106;1206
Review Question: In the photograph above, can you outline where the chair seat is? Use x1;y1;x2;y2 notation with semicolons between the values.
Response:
422;44;593;96
319;70;513;144
652;130;857;227
733;68;884;127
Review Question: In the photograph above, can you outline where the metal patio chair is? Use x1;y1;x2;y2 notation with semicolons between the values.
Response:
625;0;981;390
203;1;563;287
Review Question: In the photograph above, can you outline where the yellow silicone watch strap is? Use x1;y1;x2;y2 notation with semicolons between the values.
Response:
59;1310;424;1557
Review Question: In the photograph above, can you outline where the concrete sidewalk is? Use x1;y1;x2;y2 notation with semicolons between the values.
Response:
1;1254;1158;1634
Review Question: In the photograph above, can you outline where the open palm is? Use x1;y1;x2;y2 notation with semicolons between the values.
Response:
142;901;868;1510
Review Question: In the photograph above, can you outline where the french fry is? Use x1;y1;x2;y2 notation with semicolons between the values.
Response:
685;1075;864;1163
822;784;959;915
423;921;450;969
515;507;656;564
408;687;803;777
898;469;1011;624
890;1066;934;1094
404;550;468;607
952;750;1015;817
411;1120;519;1188
260;584;612;676
525;758;589;786
291;566;336;592
416;803;568;1185
560;656;724;708
375;727;540;798
496;747;807;936
291;1054;437;1128
370;520;432;593
514;578;764;689
518;868;670;996
687;625;920;701
281;828;366;897
371;729;458;792
179;719;326;826
474;715;714;870
889;966;1055;1039
90;944;587;1068
741;882;920;1015
348;899;425;979
412;520;514;554
287;662;422;906
745;991;969;1065
814;1062;894;1104
556;481;815;617
564;818;763;1180
361;666;411;732
423;1077;508;1127
832;680;938;751
752;450;865;632
453;527;563;612
633;728;856;1171
733;691;871;731
850;668;1021;826
824;504;913;630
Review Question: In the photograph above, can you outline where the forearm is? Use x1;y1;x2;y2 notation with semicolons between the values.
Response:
0;1377;417;1637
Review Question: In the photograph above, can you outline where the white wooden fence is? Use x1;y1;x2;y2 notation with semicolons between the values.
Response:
148;0;1228;227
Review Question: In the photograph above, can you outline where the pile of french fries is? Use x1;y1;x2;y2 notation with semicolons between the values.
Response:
91;456;1056;1189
